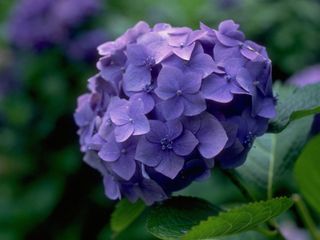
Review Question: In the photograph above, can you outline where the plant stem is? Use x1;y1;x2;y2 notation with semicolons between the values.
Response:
267;220;288;240
292;194;320;240
256;226;277;237
222;169;288;239
222;170;256;202
267;135;277;200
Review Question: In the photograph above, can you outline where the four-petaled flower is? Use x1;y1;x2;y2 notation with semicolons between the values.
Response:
110;97;150;142
155;66;206;120
167;28;206;60
135;120;198;179
182;112;228;159
98;135;137;180
162;44;216;78
201;58;246;103
123;44;157;92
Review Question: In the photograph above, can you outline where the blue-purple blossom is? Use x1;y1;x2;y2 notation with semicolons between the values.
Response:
155;66;206;120
167;28;206;60
135;120;198;179
182;112;228;159
201;57;247;103
98;135;137;180
110;98;150;142
162;43;216;78
75;20;276;205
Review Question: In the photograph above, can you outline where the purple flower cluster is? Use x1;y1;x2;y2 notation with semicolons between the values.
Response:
74;20;276;204
8;0;105;53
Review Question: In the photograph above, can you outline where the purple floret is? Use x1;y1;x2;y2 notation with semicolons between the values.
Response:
155;66;206;120
135;120;198;179
74;20;276;205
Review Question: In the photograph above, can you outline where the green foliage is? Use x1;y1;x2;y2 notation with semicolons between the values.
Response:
294;134;320;214
269;83;320;132
237;117;313;198
1;0;320;239
146;197;220;240
182;197;293;240
111;199;145;234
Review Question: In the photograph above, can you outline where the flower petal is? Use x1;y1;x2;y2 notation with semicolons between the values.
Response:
190;53;216;78
110;155;136;180
183;93;206;116
133;115;150;135
155;66;181;100
139;179;167;205
155;151;184;179
202;74;233;103
114;123;134;142
213;43;242;63
130;93;155;114
181;72;202;94
103;175;121;200
172;43;195;60
236;68;254;93
146;120;167;143
166;119;183;140
110;100;130;125
135;137;162;167
98;141;120;162
123;64;151;92
173;130;198;156
158;96;184;120
197;113;228;158
126;44;148;66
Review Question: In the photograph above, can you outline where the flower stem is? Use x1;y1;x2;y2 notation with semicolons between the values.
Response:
292;194;320;240
222;169;288;239
222;169;256;202
256;226;277;237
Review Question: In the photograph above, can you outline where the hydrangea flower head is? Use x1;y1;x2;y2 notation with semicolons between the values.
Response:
74;20;276;205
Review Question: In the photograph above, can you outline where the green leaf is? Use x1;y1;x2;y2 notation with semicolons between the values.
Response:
237;117;313;198
269;82;320;133
111;199;145;233
294;134;320;214
146;196;220;240
182;197;293;240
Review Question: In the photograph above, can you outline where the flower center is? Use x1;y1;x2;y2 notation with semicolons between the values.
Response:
143;84;154;93
176;89;182;96
106;118;112;126
121;148;127;154
179;42;185;48
95;116;102;128
253;80;260;86
224;74;232;82
243;131;255;147
128;118;134;123
144;56;155;68
160;138;173;151
183;60;190;66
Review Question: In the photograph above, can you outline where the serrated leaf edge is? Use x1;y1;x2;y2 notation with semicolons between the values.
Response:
182;197;293;239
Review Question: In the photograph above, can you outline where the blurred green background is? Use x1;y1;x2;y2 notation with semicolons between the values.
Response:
0;0;319;239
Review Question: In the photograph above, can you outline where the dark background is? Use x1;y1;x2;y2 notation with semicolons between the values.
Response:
0;0;319;239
